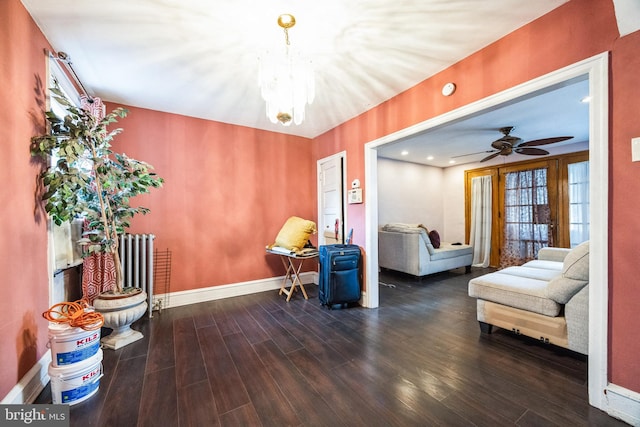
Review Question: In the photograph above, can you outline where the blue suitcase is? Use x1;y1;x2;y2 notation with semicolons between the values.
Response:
318;244;362;308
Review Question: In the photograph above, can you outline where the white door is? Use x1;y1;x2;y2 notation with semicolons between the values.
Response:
318;154;345;246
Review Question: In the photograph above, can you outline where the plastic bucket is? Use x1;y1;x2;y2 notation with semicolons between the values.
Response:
48;323;101;367
49;349;103;405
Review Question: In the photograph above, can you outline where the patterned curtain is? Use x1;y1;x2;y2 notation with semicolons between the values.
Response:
80;95;105;121
81;253;116;303
76;96;109;303
500;167;552;268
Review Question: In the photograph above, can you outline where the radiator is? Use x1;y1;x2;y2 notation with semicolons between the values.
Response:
119;233;155;318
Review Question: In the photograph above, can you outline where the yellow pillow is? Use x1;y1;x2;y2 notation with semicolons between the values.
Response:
271;216;317;252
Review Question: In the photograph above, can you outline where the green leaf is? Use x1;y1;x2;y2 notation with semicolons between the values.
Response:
32;87;163;244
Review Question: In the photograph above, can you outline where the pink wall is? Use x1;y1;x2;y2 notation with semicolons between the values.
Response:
0;0;53;398
0;0;316;398
609;29;640;391
3;0;640;401
312;0;640;392
105;105;316;292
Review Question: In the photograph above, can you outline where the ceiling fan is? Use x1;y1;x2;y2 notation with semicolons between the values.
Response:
455;126;574;162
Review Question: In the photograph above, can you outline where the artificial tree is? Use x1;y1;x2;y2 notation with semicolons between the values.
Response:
31;87;163;296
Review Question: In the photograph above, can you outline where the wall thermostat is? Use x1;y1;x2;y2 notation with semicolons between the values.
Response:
348;188;362;204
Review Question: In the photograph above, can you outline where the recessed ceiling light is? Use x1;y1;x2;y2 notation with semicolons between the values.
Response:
581;96;591;103
401;150;409;156
427;155;434;160
449;160;456;164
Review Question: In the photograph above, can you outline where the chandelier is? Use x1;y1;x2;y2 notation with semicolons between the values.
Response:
259;14;315;126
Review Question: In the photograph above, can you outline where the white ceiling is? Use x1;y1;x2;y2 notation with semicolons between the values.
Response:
377;77;591;167
22;0;568;140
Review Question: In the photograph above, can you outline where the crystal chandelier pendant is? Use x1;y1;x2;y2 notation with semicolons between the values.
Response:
259;14;314;126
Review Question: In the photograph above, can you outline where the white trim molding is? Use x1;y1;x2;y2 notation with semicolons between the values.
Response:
363;148;379;309
152;272;318;309
585;51;610;412
606;384;640;426
1;351;51;404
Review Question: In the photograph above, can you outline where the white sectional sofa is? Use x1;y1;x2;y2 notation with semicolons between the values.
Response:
468;241;589;355
378;224;473;277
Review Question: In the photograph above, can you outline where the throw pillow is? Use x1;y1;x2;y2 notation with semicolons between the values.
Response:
271;216;317;252
562;241;589;281
546;241;589;304
546;275;588;304
428;230;440;249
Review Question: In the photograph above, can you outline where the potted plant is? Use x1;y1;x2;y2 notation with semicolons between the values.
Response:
31;87;163;349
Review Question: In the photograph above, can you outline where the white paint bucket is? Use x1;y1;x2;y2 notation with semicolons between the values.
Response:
49;349;103;405
48;323;101;367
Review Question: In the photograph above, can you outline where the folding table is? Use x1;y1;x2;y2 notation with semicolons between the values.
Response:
266;248;318;302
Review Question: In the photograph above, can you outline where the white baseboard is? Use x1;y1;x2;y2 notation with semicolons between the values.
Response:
606;383;640;426
1;351;51;404
152;271;318;310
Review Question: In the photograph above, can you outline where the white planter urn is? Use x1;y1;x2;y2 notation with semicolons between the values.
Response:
93;289;147;350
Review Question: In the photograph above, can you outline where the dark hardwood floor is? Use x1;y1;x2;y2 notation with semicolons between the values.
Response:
37;267;627;426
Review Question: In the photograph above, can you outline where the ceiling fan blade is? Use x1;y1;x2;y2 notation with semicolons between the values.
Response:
451;150;494;159
518;136;573;147
515;147;549;156
480;151;502;162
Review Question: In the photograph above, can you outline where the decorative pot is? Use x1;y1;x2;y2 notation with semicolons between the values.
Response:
93;289;147;350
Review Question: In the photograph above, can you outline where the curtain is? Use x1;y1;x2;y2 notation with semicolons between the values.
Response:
82;252;116;303
80;95;106;121
500;168;551;267
568;161;590;247
469;175;492;267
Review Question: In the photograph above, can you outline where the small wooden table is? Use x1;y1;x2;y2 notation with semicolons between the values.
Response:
266;248;318;302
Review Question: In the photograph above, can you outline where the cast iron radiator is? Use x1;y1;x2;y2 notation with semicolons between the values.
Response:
119;233;155;318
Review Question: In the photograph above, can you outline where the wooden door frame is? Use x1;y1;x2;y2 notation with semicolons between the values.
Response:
464;151;589;266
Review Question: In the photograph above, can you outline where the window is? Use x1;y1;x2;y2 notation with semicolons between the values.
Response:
567;160;589;247
48;55;84;271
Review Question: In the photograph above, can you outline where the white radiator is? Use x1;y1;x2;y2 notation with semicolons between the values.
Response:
119;233;155;318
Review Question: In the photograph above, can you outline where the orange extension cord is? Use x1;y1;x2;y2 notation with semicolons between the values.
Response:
42;299;104;331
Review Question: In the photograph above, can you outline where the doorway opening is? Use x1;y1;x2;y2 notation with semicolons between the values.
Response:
364;53;609;410
317;151;347;246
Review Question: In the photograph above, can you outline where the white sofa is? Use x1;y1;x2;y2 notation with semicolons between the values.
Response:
378;224;473;277
468;241;589;355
